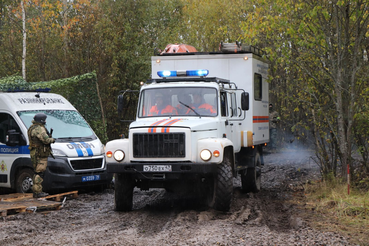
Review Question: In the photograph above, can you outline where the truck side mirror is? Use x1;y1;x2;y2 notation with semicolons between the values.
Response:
117;89;139;122
241;92;249;111
6;130;26;146
117;95;124;114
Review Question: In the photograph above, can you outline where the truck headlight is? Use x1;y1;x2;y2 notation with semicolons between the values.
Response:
113;150;125;162
200;149;212;161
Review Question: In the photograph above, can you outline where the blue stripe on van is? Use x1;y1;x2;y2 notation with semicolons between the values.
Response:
81;142;93;156
0;145;30;154
70;142;84;157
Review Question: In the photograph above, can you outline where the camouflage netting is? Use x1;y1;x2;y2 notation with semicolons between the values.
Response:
0;75;30;91
0;72;106;142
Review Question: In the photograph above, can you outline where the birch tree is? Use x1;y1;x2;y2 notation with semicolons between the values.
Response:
21;0;26;80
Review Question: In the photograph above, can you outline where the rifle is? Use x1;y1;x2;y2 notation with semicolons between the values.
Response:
46;127;55;159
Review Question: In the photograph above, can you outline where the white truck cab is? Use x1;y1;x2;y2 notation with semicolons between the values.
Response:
0;91;112;193
106;45;269;211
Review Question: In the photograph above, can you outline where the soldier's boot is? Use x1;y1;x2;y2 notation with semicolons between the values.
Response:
32;172;48;198
33;192;49;198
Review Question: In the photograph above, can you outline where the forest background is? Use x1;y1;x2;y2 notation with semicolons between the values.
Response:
0;0;369;186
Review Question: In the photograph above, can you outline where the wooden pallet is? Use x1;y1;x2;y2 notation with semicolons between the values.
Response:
0;191;78;216
42;190;78;202
0;200;62;216
0;193;32;202
0;203;27;216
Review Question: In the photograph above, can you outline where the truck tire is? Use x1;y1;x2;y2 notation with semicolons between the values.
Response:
209;156;233;211
114;173;134;211
15;168;33;193
241;151;261;193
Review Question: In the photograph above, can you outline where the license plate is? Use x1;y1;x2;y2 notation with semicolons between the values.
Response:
143;165;172;172
82;175;101;182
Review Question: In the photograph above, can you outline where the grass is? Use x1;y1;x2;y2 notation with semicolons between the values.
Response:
303;180;369;245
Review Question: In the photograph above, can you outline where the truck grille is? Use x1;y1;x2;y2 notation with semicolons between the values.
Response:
133;133;185;158
70;158;104;170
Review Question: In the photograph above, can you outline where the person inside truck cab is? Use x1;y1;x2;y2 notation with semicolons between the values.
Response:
148;93;178;116
186;92;216;115
177;94;192;114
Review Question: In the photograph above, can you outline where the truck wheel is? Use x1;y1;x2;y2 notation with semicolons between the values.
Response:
209;156;233;211
114;173;134;211
15;169;33;193
241;151;261;193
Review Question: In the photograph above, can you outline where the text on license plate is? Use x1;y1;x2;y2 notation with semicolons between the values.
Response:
143;165;172;172
82;175;101;182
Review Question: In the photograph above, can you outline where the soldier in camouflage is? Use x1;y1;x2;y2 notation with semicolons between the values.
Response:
269;103;280;153
27;113;55;198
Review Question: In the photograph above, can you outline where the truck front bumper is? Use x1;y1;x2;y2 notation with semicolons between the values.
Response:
107;162;218;180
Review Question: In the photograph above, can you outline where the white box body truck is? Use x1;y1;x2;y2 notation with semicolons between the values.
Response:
106;47;269;211
0;91;112;193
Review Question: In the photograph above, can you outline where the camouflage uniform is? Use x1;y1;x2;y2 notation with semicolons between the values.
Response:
269;104;280;151
27;120;55;196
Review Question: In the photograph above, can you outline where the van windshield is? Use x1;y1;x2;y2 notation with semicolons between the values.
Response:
18;110;96;140
139;87;218;117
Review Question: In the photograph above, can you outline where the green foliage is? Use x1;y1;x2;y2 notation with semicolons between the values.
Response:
0;75;28;91
95;0;186;139
239;0;369;181
180;0;250;51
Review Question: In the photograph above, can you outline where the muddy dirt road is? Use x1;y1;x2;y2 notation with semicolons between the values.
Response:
0;150;354;245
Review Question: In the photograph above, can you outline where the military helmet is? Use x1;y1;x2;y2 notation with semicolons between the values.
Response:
34;113;47;124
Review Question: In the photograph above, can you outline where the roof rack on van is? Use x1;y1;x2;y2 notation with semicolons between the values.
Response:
2;88;51;93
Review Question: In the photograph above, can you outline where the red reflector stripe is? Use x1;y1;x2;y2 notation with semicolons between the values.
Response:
253;116;269;123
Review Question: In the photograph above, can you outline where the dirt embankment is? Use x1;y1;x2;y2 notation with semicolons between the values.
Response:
0;150;355;245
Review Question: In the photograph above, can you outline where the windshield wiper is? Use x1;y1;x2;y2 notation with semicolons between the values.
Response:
179;101;201;117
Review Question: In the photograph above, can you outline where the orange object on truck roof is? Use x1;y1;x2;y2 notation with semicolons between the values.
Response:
160;43;197;54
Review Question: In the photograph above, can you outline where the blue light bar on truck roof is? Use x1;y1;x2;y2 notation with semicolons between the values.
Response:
157;69;209;78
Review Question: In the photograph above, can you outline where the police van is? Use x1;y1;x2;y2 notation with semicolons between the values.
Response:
0;90;112;193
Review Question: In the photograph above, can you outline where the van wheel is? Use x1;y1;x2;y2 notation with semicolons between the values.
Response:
15;169;34;193
114;173;134;211
209;156;233;211
241;151;261;193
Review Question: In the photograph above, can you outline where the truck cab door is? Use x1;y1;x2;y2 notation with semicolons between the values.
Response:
221;91;243;152
230;90;245;152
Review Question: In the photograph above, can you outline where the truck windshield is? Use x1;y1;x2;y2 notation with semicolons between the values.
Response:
17;110;96;139
139;87;218;117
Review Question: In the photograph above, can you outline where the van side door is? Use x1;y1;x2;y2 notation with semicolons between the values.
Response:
0;113;29;187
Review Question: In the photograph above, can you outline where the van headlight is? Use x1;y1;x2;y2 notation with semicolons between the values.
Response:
52;148;67;157
200;149;212;161
113;150;125;162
